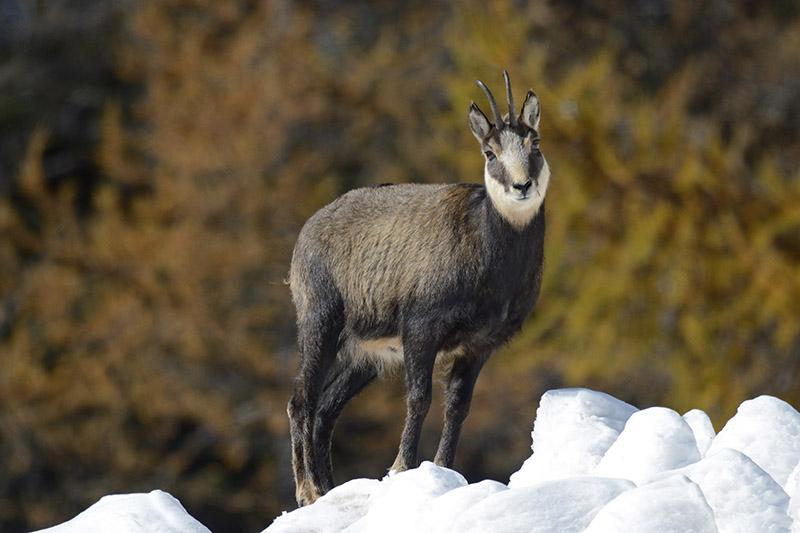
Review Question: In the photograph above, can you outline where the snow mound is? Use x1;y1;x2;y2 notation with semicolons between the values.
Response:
39;388;800;533
453;476;633;533
34;490;210;533
509;388;637;488
267;478;384;533
652;448;791;533
416;480;508;533
683;408;716;456
708;395;800;489
585;475;718;533
266;389;800;532
346;462;467;533
595;406;701;484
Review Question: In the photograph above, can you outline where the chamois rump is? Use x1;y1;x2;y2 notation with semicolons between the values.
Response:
287;71;549;506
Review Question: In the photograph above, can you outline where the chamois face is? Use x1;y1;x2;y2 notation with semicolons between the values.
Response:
468;77;550;229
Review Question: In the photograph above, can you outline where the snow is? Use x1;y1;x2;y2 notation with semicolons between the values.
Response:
683;408;716;456
38;388;800;533
416;480;508;533
594;407;701;484
509;388;637;488
786;463;800;532
707;395;800;488
787;463;800;498
585;475;718;533
34;490;211;533
452;477;633;533
267;479;384;533
344;462;467;533
649;448;791;532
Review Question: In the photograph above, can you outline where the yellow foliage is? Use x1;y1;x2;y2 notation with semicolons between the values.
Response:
2;0;800;530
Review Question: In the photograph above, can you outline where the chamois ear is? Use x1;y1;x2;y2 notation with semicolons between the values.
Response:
520;90;540;131
468;102;492;142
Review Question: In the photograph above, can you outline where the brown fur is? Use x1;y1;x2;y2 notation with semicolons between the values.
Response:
291;183;483;329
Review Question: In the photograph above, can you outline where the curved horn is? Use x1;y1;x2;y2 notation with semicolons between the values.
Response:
504;70;516;127
476;79;503;130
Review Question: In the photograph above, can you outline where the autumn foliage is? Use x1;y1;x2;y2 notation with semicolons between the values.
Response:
1;1;799;531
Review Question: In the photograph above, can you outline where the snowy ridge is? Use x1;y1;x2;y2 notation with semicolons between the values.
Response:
36;388;800;533
34;490;211;533
266;388;800;533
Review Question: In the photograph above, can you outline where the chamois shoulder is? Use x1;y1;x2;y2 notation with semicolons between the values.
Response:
296;182;485;244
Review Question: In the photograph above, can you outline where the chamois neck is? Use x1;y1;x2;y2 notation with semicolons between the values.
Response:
479;190;544;245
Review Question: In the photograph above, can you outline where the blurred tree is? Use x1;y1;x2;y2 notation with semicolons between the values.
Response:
0;0;131;205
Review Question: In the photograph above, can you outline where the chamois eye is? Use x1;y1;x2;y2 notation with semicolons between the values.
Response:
484;151;496;161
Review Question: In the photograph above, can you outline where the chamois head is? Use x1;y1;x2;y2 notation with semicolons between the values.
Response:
468;71;550;229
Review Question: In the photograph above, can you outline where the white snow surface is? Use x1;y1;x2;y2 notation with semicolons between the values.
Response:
452;476;634;533
415;479;508;533
508;388;637;488
594;406;701;484
648;448;791;532
585;475;718;533
37;388;800;533
707;395;800;488
683;408;716;456
34;490;211;533
346;462;467;533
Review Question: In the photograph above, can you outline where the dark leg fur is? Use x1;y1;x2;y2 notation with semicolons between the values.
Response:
313;363;378;491
288;307;343;506
433;356;486;467
390;333;439;472
286;395;306;503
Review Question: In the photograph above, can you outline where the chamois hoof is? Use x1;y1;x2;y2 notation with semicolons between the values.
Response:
295;480;322;507
388;457;411;474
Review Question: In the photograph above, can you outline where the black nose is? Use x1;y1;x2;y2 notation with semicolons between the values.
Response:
513;180;533;194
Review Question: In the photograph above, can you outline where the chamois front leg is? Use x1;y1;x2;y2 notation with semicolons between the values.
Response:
433;355;486;468
390;334;438;473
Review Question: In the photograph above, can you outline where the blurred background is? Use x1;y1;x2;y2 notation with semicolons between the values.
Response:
1;0;800;530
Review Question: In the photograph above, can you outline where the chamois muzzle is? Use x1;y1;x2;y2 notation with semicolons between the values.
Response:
512;179;533;196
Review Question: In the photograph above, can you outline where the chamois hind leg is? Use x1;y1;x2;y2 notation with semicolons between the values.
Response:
287;395;306;505
313;363;378;491
390;333;438;473
433;355;486;468
288;306;343;507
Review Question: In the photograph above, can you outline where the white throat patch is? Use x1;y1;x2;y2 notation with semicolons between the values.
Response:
485;157;549;230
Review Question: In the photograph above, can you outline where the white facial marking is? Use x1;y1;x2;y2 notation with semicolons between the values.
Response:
485;151;549;230
498;131;528;185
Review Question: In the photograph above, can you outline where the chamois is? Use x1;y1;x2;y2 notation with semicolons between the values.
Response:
287;71;549;506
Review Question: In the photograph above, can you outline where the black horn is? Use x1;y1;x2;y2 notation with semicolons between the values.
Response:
476;79;503;130
504;70;516;127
